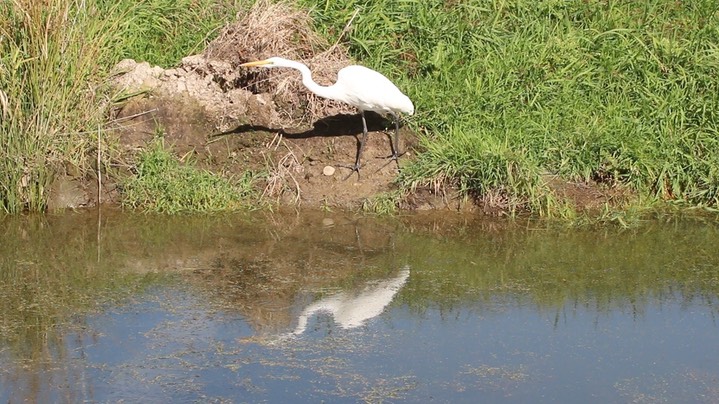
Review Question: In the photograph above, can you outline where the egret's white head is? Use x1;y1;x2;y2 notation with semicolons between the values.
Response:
401;97;415;116
406;100;415;116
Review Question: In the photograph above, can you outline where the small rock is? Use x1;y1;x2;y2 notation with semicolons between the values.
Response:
323;166;335;176
47;175;90;210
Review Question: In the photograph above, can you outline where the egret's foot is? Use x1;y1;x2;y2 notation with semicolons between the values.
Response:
337;163;362;181
374;158;399;174
374;151;406;173
376;150;407;162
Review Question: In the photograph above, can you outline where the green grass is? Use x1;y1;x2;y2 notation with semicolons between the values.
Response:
3;0;719;216
299;0;719;214
121;137;257;213
400;127;554;215
97;0;243;68
361;190;402;214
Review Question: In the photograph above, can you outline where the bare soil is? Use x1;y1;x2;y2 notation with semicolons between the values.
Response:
105;56;429;211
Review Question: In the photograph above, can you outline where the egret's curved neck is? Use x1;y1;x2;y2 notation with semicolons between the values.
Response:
282;60;345;102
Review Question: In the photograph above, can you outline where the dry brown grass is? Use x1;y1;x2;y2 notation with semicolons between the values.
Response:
261;136;304;204
204;0;355;126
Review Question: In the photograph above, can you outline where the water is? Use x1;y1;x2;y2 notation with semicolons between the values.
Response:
1;209;718;402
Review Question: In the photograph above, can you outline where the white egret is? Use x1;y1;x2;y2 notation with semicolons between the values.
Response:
292;267;410;335
240;57;414;177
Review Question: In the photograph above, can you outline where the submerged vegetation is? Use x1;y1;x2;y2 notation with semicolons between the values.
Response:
2;211;719;368
0;212;166;362
2;0;719;217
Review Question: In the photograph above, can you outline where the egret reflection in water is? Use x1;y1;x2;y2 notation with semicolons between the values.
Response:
292;267;410;335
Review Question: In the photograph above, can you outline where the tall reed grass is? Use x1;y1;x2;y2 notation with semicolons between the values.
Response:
0;1;109;212
0;0;241;213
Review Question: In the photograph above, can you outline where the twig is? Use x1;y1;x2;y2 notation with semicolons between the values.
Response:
279;150;302;204
261;145;303;204
266;131;283;150
52;109;159;138
331;8;360;50
97;125;102;205
96;123;102;264
0;90;8;119
109;108;159;124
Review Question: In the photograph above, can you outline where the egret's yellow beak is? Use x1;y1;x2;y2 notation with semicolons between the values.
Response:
239;59;272;67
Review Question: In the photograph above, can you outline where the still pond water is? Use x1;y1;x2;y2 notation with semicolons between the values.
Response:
1;209;719;403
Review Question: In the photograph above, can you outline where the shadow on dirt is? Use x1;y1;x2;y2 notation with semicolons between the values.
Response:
214;112;394;139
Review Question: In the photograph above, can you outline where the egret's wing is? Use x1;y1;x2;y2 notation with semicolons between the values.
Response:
336;66;411;114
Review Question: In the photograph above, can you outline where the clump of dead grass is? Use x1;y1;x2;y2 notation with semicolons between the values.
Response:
205;0;355;126
261;137;304;205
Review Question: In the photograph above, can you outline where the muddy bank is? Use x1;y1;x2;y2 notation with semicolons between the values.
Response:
106;56;434;211
45;2;623;215
63;1;470;213
49;53;619;214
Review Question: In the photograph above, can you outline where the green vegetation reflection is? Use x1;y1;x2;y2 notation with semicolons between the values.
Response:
1;211;718;367
397;219;719;316
0;212;168;363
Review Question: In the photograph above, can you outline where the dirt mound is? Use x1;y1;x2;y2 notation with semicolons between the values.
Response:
104;0;430;212
204;0;355;125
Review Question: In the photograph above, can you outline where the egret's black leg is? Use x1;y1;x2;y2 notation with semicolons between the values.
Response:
356;110;369;168
390;112;404;161
341;110;369;180
375;113;406;173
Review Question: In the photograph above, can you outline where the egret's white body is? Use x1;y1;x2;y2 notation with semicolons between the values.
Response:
316;64;415;116
240;57;414;176
292;267;410;335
